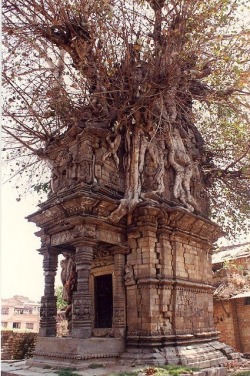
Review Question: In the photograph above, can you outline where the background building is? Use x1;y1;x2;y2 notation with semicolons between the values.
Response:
1;295;40;333
212;243;250;355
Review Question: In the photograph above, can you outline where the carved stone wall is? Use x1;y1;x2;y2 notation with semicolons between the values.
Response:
45;126;208;218
47;128;125;198
125;205;218;346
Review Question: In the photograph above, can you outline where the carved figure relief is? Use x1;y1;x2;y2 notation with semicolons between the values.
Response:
67;142;79;184
124;265;135;286
102;131;121;169
72;298;91;322
60;252;77;333
50;149;68;192
93;248;113;268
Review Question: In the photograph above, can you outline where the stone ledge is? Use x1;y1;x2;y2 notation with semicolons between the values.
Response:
120;341;238;367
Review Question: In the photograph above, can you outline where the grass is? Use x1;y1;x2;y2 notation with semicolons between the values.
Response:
108;372;139;376
88;363;104;369
54;368;81;376
109;365;200;376
160;365;200;375
230;372;250;376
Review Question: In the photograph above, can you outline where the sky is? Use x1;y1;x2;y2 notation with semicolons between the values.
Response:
1;183;62;302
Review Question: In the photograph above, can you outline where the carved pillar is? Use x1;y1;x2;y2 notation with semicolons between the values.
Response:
39;247;58;337
112;247;128;337
126;205;161;343
71;240;95;338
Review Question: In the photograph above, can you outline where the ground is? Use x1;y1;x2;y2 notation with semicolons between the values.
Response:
1;358;250;376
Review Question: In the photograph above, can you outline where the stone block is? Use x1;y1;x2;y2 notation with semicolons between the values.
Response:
203;367;227;376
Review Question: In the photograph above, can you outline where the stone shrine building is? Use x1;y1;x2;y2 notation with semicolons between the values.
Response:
27;126;237;367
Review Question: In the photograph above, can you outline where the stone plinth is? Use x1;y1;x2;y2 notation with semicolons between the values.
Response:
28;337;125;368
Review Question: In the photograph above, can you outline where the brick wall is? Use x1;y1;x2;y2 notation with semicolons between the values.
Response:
234;298;250;353
1;330;37;360
213;300;236;349
214;298;250;353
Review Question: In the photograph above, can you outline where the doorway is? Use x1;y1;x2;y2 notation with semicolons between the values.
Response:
94;274;113;328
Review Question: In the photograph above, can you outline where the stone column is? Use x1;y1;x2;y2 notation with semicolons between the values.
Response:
112;247;128;337
126;205;161;343
71;240;95;338
39;247;58;337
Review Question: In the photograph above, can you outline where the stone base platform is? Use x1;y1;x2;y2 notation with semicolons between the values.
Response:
120;341;241;367
27;337;125;369
27;337;241;370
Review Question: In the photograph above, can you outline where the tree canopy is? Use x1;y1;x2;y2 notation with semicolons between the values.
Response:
2;0;250;237
55;286;67;311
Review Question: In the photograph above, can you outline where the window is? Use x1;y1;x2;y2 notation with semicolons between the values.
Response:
244;297;250;305
1;322;8;328
1;307;9;315
26;323;34;330
23;309;32;314
13;322;21;329
14;309;24;314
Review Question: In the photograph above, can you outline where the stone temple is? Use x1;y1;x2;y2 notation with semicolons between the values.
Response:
27;126;237;367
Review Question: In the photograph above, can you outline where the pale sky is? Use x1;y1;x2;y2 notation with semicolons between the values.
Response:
1;184;62;302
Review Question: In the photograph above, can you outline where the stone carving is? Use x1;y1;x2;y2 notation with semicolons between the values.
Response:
60;253;77;333
93;248;113;267
51;230;74;246
124;265;135;286
113;307;125;325
49;137;95;192
39;296;57;337
102;131;121;169
73;297;91;321
50;149;68;192
67;142;79;184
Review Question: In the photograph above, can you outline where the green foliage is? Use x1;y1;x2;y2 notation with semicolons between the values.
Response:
231;372;250;376
108;372;138;376
55;286;67;311
88;363;104;369
158;365;199;375
108;365;200;376
31;182;50;194
55;368;80;376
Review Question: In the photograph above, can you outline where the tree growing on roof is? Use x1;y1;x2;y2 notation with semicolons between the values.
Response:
2;0;250;237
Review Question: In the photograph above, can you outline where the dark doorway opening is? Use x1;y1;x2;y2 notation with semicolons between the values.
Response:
94;274;113;328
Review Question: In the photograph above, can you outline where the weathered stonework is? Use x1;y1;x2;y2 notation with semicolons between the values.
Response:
27;129;238;367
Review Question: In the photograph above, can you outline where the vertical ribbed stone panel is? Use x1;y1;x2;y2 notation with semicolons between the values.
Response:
39;248;58;337
112;249;127;337
71;240;95;338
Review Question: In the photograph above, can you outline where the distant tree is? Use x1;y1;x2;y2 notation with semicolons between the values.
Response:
55;286;67;311
2;0;250;237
